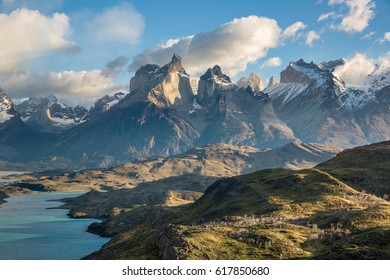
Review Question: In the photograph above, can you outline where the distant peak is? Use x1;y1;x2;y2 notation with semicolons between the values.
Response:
237;72;264;92
201;65;231;84
268;76;278;87
211;65;223;75
172;54;182;64
48;95;58;101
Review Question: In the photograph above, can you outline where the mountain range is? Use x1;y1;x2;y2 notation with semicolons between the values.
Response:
0;54;389;168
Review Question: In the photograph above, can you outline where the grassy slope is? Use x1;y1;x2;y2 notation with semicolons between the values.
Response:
317;140;390;198
84;142;390;260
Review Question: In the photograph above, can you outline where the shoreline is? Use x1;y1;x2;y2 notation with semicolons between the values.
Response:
0;191;110;260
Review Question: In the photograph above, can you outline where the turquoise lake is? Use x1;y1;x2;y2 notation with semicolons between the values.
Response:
0;192;109;260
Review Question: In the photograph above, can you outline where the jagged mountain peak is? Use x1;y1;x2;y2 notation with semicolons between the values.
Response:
280;58;346;95
200;65;232;84
0;89;18;124
88;92;126;118
197;65;236;105
16;95;88;133
268;76;278;87
237;72;264;92
128;55;194;107
160;54;188;76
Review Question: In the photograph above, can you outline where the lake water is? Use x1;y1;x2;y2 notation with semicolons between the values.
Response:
0;192;109;260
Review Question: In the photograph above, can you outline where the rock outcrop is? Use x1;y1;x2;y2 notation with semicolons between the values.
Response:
197;65;236;105
237;73;264;92
128;54;194;108
268;76;278;87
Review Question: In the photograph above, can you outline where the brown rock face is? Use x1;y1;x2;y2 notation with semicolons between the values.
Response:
268;76;278;87
237;73;264;92
129;54;194;108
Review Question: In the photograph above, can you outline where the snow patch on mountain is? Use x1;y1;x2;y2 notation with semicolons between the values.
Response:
0;90;16;124
192;98;202;109
264;82;307;103
340;89;376;110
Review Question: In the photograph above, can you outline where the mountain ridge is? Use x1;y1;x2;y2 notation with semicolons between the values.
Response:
0;55;389;168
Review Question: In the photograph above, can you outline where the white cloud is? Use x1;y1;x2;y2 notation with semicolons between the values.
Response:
88;3;144;45
305;31;320;47
260;57;282;69
1;69;124;106
0;8;74;75
130;16;282;77
281;21;307;40
317;12;340;21
384;32;390;42
361;31;375;39
334;52;390;87
326;0;375;34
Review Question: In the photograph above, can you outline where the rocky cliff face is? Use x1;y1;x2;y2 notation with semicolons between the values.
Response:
268;76;278;87
128;54;194;108
237;73;264;92
197;65;236;105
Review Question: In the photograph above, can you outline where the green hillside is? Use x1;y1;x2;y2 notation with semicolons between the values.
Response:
68;141;390;260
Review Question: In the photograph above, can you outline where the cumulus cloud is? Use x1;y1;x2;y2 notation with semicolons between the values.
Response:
334;52;390;87
130;16;286;77
1;69;124;106
305;31;320;47
281;21;307;40
0;8;74;75
260;57;282;69
88;3;144;45
323;0;375;34
378;32;390;44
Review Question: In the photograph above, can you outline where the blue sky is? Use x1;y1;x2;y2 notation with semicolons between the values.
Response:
0;0;389;106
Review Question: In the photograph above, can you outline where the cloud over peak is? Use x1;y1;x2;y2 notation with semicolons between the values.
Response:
1;69;124;106
334;52;390;87
260;57;282;69
130;16;308;77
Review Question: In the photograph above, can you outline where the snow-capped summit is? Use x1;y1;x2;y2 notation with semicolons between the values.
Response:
0;88;18;124
237;73;264;92
280;59;346;96
16;95;88;133
88;92;126;118
281;59;345;91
